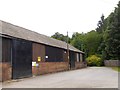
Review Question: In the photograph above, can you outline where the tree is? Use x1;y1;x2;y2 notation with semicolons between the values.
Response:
105;1;120;60
71;32;84;50
51;32;70;43
71;31;102;57
96;14;108;57
51;1;120;60
96;14;105;33
83;31;102;56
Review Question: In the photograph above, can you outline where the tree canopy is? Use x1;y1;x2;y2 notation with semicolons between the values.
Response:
51;1;120;60
51;32;70;43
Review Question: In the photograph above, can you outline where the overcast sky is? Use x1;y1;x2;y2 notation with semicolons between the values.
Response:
0;0;119;37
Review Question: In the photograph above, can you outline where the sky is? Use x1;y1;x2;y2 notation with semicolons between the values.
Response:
0;0;119;37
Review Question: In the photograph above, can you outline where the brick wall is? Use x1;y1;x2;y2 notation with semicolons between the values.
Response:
0;63;1;81
0;62;11;81
104;60;120;67
75;62;87;69
32;62;69;75
1;61;86;81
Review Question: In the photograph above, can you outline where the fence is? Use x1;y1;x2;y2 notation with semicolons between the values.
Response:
104;60;120;67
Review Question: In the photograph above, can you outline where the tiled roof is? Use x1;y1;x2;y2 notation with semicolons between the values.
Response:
0;20;84;53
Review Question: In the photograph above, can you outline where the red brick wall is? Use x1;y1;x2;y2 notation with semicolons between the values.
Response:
0;63;1;81
0;62;86;81
0;62;12;81
32;62;69;75
75;62;87;69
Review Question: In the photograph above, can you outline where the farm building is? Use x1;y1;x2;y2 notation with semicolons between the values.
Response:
0;20;87;81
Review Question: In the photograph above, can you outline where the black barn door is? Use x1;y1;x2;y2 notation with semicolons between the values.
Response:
12;39;32;79
69;51;75;69
45;46;64;62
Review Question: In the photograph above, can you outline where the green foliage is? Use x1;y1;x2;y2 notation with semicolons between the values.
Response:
51;1;120;61
71;32;85;51
97;1;120;60
86;55;102;66
51;32;71;43
112;67;120;72
71;31;102;57
84;31;102;56
104;2;120;60
96;14;105;33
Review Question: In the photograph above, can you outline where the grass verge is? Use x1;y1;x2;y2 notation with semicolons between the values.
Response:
112;67;120;72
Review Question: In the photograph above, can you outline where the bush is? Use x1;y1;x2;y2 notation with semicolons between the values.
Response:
86;55;102;66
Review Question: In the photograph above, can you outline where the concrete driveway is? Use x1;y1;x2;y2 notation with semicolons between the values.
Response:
2;67;118;88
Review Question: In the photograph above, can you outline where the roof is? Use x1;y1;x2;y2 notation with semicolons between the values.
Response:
0;20;84;53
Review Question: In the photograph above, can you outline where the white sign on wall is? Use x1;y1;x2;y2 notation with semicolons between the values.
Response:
45;56;49;59
32;62;36;66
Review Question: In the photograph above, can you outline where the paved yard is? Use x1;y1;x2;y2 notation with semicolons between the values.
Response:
2;67;118;88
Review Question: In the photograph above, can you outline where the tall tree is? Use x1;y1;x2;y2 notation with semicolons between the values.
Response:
96;14;105;33
105;1;120;60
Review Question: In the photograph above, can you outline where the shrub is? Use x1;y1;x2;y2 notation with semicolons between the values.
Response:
86;55;102;66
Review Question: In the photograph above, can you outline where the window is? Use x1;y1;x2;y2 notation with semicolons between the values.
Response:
80;53;83;62
76;53;79;62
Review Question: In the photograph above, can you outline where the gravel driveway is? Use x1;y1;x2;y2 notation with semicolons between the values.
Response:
2;67;118;88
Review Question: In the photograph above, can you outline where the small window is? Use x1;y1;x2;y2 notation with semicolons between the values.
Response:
76;53;79;62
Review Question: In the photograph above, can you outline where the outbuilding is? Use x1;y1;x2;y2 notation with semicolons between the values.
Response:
0;20;87;81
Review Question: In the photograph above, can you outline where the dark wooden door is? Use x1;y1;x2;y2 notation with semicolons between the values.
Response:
12;39;32;79
69;51;75;69
2;37;12;63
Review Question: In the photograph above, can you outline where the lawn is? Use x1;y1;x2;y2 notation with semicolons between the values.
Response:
112;67;120;72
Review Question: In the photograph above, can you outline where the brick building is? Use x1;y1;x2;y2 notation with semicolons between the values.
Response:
0;20;87;81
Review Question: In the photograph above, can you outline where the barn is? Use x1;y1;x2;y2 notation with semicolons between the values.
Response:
0;20;87;81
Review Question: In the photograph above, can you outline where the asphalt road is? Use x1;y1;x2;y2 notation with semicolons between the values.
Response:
2;67;118;88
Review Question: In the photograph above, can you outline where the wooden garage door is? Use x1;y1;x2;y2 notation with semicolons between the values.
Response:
12;39;32;79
